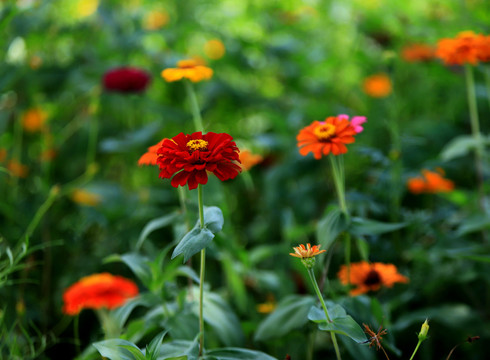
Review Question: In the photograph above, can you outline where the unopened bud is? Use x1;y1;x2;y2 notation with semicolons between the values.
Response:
418;319;429;342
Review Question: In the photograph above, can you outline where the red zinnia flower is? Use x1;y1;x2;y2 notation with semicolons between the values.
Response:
62;273;139;315
157;132;241;190
297;116;357;159
103;67;151;93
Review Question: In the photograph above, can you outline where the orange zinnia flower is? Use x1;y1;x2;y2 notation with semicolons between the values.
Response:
62;273;139;315
407;169;454;194
161;59;213;83
297;116;357;159
7;160;28;178
338;261;408;296
401;43;435;62
435;31;489;66
138;139;165;166
290;243;326;259
22;108;48;133
362;73;392;98
239;150;263;171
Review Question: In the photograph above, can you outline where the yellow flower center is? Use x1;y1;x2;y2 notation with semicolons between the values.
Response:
313;123;336;141
186;139;208;152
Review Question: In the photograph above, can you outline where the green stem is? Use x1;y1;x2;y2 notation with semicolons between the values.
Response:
73;314;81;355
344;233;351;285
307;268;342;360
197;184;206;356
464;64;486;214
484;65;490;110
96;309;120;339
329;156;347;215
86;114;98;168
185;80;205;133
22;186;59;240
409;340;422;360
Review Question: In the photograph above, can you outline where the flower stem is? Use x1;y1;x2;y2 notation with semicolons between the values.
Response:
86;114;98;168
329;156;347;215
185;80;205;133
73;313;81;355
409;340;422;360
464;64;487;214
22;185;60;240
197;184;206;356
307;268;342;360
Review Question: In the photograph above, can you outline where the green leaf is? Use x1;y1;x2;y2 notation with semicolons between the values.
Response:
456;214;490;236
171;207;224;262
146;330;168;360
104;253;152;287
316;206;349;251
440;134;489;161
254;295;315;341
202;206;224;233
112;293;157;329
308;304;366;343
171;227;215;262
158;338;199;360
136;211;181;250
93;339;144;360
350;217;405;236
204;347;277;360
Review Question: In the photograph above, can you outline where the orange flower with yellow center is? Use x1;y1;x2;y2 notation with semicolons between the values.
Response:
297;117;357;159
407;169;454;194
435;31;489;66
337;261;408;296
362;73;392;98
62;273;139;315
161;59;213;83
290;243;326;259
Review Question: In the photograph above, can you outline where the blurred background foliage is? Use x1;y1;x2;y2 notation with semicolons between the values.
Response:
1;0;489;359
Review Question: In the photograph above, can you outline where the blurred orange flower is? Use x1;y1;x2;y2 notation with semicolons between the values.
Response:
290;243;326;259
338;261;408;296
407;169;454;194
22;108;48;133
204;39;226;60
256;294;276;314
436;31;490;66
239;150;263;171
7;160;28;178
138;140;165;166
40;149;57;162
62;273;139;315
297;116;357;159
143;10;169;30
362;73;392;98
401;43;434;62
161;59;213;83
71;189;101;207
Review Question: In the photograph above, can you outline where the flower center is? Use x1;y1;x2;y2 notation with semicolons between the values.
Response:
364;269;381;286
186;139;208;152
313;123;336;141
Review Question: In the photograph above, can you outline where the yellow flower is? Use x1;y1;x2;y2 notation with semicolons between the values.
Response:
143;10;169;30
204;39;226;60
71;189;101;207
161;59;213;83
22;108;48;133
362;73;392;98
76;0;98;18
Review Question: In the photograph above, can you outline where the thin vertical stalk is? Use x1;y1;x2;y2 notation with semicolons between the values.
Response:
409;341;422;360
197;184;206;356
329;156;347;215
307;268;342;360
22;186;59;240
344;232;351;285
484;66;490;109
185;80;205;133
86;115;98;168
464;64;487;214
74;314;81;355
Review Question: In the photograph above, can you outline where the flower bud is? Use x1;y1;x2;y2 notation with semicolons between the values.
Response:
418;319;429;342
301;257;316;269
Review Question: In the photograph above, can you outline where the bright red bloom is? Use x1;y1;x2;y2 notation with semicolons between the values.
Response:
103;67;151;93
157;132;241;190
62;273;139;315
297;116;357;159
